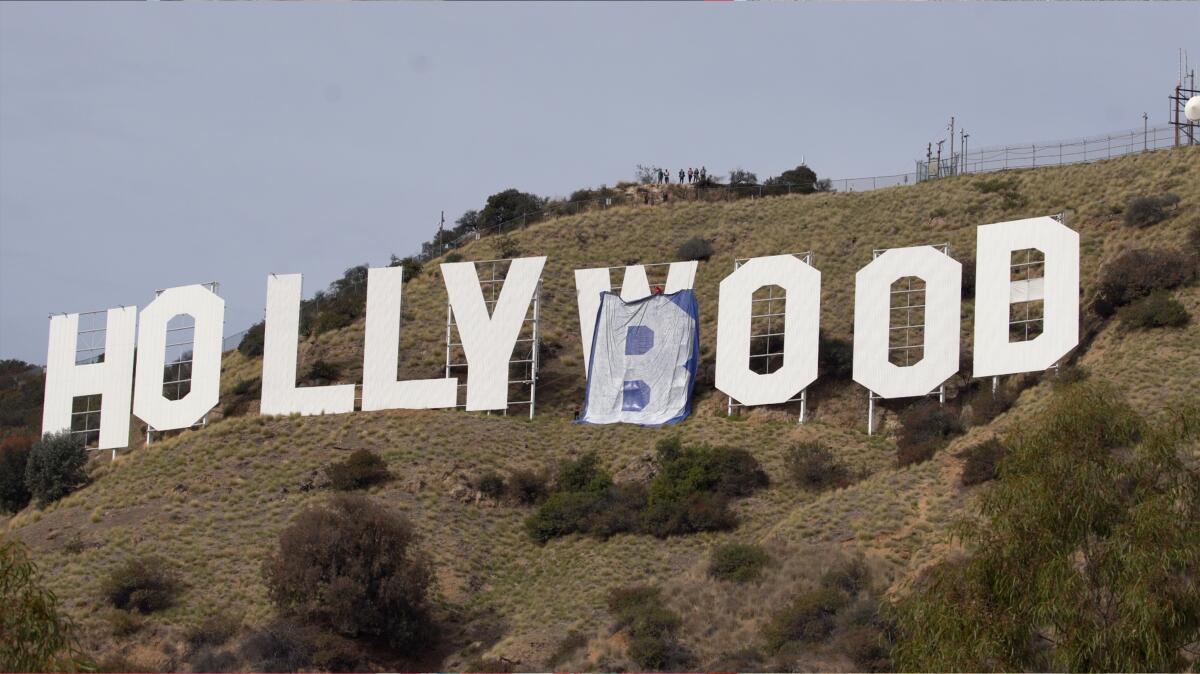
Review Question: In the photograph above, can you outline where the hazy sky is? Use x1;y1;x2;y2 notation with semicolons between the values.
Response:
1;2;1196;363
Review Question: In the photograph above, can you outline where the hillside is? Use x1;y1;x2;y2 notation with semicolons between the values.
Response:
5;147;1200;671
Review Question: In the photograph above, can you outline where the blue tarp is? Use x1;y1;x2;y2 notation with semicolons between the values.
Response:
578;290;699;426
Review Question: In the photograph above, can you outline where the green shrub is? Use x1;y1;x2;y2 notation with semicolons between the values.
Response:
763;587;849;651
959;438;1007;486
963;385;1014;426
443;252;464;263
263;494;435;651
896;401;962;467
475;471;506;499
1118;290;1190;329
607;586;684;669
818;331;854;381
186;612;241;653
505;469;548;505
555;452;612;493
0;434;34;513
960;259;976;299
101;555;183;614
325;450;390;491
525;491;602;543
495;234;520;259
527;441;765;542
1124;193;1179;228
820;555;871;595
24;431;87;507
676;237;714;262
237;620;312;673
891;382;1198;672
837;625;892;673
302;359;341;385
785;441;852;491
388;255;424;282
0;540;88;672
1093;247;1196;317
237;321;266;358
709;543;769;582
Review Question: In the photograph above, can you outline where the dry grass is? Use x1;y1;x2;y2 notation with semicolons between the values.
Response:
6;147;1200;670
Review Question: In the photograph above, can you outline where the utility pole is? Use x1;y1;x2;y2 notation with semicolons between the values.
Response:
962;131;970;174
1143;112;1148;151
935;140;945;178
947;116;955;175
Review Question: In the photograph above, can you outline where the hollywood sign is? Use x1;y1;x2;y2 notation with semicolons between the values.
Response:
42;216;1078;450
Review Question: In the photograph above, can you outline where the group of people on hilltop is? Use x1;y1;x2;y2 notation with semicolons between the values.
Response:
654;166;707;185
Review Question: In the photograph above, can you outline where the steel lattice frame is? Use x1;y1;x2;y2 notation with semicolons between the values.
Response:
726;252;814;424
866;244;949;436
444;259;542;419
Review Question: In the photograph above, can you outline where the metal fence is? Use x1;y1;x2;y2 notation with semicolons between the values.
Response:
918;124;1177;180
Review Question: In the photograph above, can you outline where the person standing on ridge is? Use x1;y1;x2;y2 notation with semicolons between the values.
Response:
678;168;685;184
700;166;707;182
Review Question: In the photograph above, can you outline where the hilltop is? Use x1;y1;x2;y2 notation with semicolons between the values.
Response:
4;147;1200;671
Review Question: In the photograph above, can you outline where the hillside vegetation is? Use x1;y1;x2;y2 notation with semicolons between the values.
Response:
4;147;1200;671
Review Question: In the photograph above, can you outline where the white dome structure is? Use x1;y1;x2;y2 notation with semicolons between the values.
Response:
1186;95;1200;123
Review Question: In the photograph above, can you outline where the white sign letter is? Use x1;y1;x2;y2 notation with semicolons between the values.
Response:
853;247;961;399
260;274;355;416
442;256;546;411
133;285;225;430
42;307;137;450
574;261;697;375
715;255;820;406
973;216;1079;377
362;266;457;410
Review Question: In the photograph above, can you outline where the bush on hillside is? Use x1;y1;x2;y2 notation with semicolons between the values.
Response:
1092;247;1196;317
302;359;341;385
676;237;714;262
607;586;685;670
388;255;424;282
263;494;435;651
525;441;767;542
1123;193;1179;228
820;555;871;596
962;385;1015;427
325;450;390;491
475;471;506;499
818;331;854;381
24;431;87;507
506;469;548;505
960;259;976;299
237;321;266;358
763;587;848;650
708;543;769;582
896;401;962;467
1118;290;1190;329
495;235;521;259
443;252;464;264
785;441;853;491
959;438;1007;486
0;434;35;513
891;382;1199;672
0;540;88;673
101;555;183;614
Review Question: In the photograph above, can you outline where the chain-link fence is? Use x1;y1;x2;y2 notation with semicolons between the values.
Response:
918;124;1177;180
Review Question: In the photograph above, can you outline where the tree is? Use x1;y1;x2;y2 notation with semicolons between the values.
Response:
24;431;88;507
765;165;819;195
892;382;1200;672
263;494;436;652
0;540;89;672
478;189;544;231
728;169;759;187
0;434;35;513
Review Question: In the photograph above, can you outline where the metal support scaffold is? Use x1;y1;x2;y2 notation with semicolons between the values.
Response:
726;252;813;424
444;259;542;419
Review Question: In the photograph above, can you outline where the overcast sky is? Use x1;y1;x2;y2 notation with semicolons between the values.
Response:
1;2;1196;363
